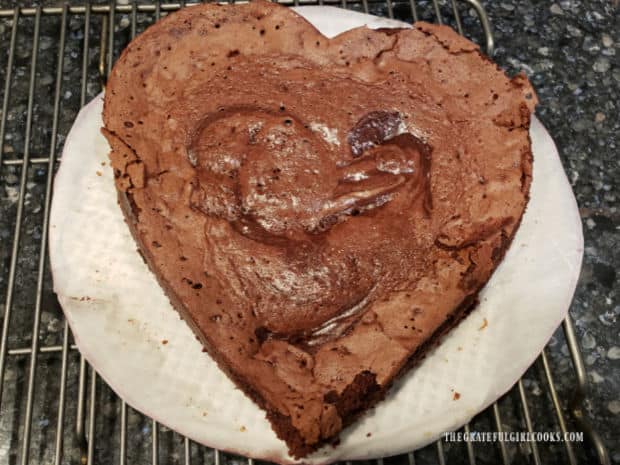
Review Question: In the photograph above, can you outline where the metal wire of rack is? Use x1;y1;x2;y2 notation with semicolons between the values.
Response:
0;1;611;465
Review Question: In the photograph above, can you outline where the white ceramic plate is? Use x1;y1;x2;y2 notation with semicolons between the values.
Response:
49;7;583;464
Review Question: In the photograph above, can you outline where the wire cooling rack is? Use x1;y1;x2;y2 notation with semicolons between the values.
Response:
0;1;611;464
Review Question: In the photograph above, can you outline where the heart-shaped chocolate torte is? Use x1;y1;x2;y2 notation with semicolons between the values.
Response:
103;1;536;457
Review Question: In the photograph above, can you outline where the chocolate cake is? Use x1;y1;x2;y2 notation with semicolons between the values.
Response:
102;1;537;458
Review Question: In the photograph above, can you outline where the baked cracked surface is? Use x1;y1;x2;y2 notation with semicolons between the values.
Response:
102;1;536;457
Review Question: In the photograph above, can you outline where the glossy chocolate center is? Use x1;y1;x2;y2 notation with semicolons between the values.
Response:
187;108;431;339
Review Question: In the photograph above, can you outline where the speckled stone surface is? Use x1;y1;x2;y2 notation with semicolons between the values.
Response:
0;1;618;465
